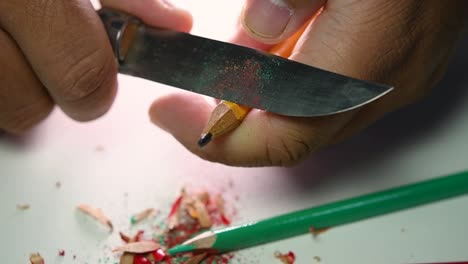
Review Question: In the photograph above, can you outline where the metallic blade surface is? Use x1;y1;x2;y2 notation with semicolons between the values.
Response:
119;26;393;117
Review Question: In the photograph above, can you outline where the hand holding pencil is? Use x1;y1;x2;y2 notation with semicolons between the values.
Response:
149;1;468;167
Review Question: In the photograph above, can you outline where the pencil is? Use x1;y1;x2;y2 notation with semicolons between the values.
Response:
167;170;468;255
197;18;313;147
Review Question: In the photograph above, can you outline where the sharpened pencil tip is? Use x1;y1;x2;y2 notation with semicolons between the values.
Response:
198;133;212;147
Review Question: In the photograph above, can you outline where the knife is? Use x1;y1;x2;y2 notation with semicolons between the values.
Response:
98;8;393;117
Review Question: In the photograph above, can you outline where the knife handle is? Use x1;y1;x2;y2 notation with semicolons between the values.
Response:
98;8;141;63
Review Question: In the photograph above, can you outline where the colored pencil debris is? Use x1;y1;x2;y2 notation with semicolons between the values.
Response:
17;203;30;210
114;189;234;264
184;253;208;264
309;226;330;237
113;241;160;254
77;204;113;232
58;249;65;256
274;251;296;264
131;208;158;225
29;253;44;264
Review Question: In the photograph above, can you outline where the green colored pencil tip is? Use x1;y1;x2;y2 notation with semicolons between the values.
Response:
167;244;196;256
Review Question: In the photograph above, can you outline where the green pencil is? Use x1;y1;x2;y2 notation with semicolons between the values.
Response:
167;170;468;255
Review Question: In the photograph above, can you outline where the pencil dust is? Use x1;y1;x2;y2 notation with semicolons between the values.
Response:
77;204;113;232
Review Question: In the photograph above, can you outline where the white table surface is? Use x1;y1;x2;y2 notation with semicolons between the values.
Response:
1;1;468;263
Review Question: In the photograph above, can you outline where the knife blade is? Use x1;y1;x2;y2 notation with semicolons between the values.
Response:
98;8;393;117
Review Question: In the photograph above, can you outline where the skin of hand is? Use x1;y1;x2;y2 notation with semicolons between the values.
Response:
149;0;468;167
0;0;192;134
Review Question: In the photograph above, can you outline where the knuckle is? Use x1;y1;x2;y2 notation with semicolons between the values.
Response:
57;48;116;103
264;133;314;167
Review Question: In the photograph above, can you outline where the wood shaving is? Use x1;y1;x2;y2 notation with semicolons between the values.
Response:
131;208;157;225
274;251;295;264
309;226;330;237
215;194;225;215
112;241;160;254
29;253;44;264
17;203;30;210
77;204;113;232
168;194;184;230
119;232;131;243
197;192;209;204
185;253;208;264
191;198;212;228
119;252;134;264
120;230;144;243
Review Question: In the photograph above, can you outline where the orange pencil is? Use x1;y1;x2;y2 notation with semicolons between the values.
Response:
198;17;314;147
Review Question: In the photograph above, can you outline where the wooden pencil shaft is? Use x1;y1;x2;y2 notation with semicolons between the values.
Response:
211;171;468;253
201;103;242;137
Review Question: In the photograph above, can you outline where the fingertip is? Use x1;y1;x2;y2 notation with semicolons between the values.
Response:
59;59;118;122
101;0;194;32
148;92;213;145
229;27;273;50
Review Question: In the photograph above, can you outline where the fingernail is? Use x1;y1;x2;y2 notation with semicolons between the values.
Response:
243;0;293;39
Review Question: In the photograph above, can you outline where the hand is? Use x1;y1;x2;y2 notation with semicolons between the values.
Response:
149;0;467;167
0;0;191;134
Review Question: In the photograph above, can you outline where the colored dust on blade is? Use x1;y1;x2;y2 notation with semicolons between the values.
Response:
115;189;234;264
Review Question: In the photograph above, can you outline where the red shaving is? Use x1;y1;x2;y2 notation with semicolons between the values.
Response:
58;249;65;256
168;195;183;218
152;249;167;261
275;251;295;264
134;255;151;264
220;214;231;225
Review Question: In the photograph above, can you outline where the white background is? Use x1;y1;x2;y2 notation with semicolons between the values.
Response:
1;1;468;263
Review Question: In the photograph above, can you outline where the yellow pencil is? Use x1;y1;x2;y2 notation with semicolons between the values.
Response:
198;18;313;147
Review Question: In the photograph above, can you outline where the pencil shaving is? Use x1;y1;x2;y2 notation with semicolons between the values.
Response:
17;203;30;210
168;193;184;230
29;253;44;264
77;204;113;232
215;194;225;215
197;192;209;204
309;226;330;237
119;232;131;243
112;241;160;253
182;190;212;228
274;251;295;264
119;252;134;264
131;208;157;225
185;253;208;264
192;198;212;228
119;230;144;243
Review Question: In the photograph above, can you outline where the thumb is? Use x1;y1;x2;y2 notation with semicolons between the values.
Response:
241;0;324;44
